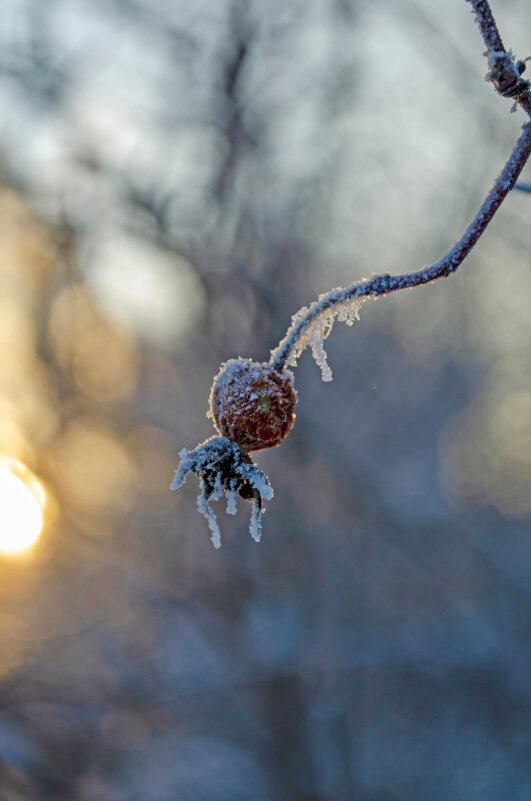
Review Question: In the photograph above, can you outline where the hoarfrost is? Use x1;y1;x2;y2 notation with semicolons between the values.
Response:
171;436;273;547
247;469;273;503
336;296;363;326
226;483;238;515
271;290;365;381
170;447;196;492
249;501;263;543
208;358;260;408
196;480;222;549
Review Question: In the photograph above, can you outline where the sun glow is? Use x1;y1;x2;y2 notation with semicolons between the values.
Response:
0;460;46;554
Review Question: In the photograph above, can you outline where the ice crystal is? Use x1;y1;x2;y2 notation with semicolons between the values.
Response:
272;291;365;381
170;436;273;547
225;484;238;515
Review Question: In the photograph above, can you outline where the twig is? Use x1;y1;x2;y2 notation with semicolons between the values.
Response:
467;0;531;115
270;0;531;372
271;122;531;370
467;0;505;53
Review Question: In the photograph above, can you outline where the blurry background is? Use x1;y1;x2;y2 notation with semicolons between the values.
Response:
1;0;531;798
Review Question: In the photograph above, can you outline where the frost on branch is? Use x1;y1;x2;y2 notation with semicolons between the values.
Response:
170;436;273;548
271;291;365;381
170;0;531;548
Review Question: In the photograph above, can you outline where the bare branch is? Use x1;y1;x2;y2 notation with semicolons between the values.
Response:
467;0;505;53
271;121;531;371
270;1;531;372
467;0;531;115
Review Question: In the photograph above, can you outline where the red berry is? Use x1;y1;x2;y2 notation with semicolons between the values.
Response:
209;359;297;452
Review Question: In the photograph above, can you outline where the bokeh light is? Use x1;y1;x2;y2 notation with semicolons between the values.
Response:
441;386;531;516
0;459;46;554
49;418;134;520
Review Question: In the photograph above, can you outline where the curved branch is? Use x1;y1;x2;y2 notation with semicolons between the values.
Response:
269;0;531;372
271;121;531;371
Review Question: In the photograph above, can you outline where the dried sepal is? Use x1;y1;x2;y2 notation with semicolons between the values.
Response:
170;436;273;547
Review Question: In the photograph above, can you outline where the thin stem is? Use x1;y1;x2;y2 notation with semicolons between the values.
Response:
270;0;531;372
467;0;531;115
271;121;531;371
467;0;505;53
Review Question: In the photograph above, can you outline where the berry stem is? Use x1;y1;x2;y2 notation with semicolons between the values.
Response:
270;0;531;373
270;122;531;371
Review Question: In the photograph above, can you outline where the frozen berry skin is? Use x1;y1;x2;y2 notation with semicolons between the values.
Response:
209;359;297;452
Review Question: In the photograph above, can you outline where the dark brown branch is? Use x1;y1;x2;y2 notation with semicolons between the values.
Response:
467;0;505;52
271;122;531;371
271;0;531;372
467;0;531;115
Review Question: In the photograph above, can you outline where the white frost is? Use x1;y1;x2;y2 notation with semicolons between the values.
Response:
170;436;274;547
226;485;238;515
196;482;222;549
272;291;365;381
170;447;194;490
249;502;264;543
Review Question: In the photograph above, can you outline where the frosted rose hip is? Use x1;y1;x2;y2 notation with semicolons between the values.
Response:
209;359;297;452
